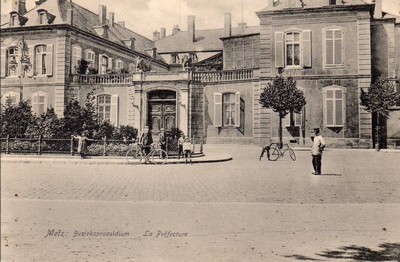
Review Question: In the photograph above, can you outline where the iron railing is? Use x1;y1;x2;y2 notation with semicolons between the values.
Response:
1;135;204;156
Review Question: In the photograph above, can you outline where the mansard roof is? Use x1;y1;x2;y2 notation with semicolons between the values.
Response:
260;0;369;12
155;26;260;54
0;0;155;56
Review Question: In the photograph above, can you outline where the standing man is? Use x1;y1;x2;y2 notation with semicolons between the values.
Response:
158;128;166;158
139;126;153;156
311;128;326;175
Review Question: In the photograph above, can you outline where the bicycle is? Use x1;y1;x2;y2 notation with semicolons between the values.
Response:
259;143;296;161
126;142;168;164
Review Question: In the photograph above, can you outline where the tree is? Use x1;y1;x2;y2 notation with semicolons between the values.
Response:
259;76;306;147
1;100;34;138
360;77;399;149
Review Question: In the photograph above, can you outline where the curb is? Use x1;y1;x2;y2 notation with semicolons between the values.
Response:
0;152;233;165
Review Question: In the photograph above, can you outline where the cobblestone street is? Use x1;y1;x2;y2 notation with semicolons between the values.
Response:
1;145;400;261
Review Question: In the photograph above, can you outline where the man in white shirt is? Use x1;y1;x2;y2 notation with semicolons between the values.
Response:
311;128;326;175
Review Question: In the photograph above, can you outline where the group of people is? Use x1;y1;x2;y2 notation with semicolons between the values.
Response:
138;126;193;163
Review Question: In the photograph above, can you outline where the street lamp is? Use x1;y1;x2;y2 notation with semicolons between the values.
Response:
8;36;32;100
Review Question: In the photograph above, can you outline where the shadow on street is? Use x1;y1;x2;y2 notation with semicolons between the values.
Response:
284;242;400;261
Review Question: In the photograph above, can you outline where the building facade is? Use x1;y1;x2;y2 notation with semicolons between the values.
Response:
1;0;399;148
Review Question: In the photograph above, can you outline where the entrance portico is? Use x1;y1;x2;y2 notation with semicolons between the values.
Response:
133;81;189;136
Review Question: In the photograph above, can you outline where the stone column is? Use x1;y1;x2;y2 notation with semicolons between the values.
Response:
133;84;143;133
179;86;189;136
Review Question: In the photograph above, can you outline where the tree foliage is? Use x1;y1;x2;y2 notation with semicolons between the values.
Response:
259;76;306;118
25;108;63;138
360;77;399;117
259;76;306;146
1;100;34;138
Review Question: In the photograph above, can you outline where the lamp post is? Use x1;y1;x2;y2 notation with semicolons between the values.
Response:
8;36;31;101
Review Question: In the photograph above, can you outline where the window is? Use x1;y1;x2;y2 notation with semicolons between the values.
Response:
223;93;236;126
115;59;123;71
97;94;111;121
171;54;179;64
323;86;346;127
285;111;302;127
324;28;344;67
214;92;240;128
32;92;48;115
2;92;19;106
35;45;47;75
286;32;301;66
10;14;18;26
39;12;46;24
7;47;19;76
100;55;109;74
396;83;400;107
129;62;136;72
275;30;311;69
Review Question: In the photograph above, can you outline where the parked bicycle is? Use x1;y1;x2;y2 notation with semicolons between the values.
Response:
259;143;296;161
126;142;168;164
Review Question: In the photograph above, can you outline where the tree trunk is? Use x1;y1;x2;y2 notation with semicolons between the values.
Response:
375;112;380;151
279;115;283;149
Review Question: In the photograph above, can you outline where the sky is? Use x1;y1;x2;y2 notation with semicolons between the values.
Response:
1;0;268;38
1;0;399;39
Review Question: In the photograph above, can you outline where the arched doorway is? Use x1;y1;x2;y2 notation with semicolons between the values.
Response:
147;90;177;134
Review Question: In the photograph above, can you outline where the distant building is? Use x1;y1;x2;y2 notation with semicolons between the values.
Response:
1;0;399;148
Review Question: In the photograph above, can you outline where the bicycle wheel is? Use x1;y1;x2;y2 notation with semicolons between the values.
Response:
269;148;280;161
150;149;168;164
126;149;143;164
288;148;296;161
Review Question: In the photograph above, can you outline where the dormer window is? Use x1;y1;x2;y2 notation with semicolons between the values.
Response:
10;14;18;26
36;9;55;25
39;12;46;24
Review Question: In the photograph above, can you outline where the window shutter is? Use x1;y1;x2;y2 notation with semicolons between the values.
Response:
214;93;222;127
323;89;327;126
46;44;53;76
0;47;6;78
108;57;113;71
275;31;284;68
32;93;38;114
27;45;34;77
235;92;241;127
342;90;346;126
302;30;312;68
98;54;102;73
110;94;119;126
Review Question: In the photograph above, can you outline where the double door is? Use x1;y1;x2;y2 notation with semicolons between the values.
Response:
148;101;176;134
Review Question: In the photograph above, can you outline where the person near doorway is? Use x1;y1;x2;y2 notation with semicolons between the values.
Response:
182;137;193;164
178;133;185;159
139;126;153;156
311;128;326;175
159;128;167;158
72;131;94;159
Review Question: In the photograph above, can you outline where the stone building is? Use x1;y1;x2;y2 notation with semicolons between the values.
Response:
1;0;399;148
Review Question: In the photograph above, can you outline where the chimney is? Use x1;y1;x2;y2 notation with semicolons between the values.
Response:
130;38;136;50
153;30;160;41
172;25;180;35
12;0;27;15
224;13;231;37
373;0;383;19
188;15;195;42
99;5;107;25
118;21;125;28
67;8;73;25
109;12;114;27
160;27;166;39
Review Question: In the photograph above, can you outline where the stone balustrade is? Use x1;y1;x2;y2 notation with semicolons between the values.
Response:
70;69;259;85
